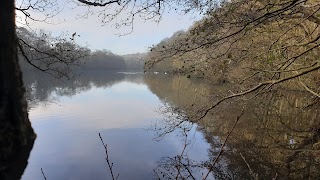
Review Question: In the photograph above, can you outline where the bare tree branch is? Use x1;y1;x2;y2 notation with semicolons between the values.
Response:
202;108;245;180
198;64;320;120
41;168;47;180
99;133;119;180
299;77;320;97
77;0;120;6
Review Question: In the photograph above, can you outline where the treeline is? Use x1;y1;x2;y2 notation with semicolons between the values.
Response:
144;30;186;73
84;51;146;71
144;0;320;90
83;51;146;72
122;53;147;71
85;50;126;71
17;27;146;76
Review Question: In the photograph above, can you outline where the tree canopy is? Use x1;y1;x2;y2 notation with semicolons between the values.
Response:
145;0;320;99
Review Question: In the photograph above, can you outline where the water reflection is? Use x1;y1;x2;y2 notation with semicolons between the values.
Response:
144;74;320;179
22;70;126;109
20;71;320;179
21;71;210;180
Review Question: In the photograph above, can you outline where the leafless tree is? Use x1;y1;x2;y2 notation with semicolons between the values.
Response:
146;0;320;102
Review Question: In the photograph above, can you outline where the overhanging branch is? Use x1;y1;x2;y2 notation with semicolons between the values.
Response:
77;0;120;6
198;64;320;120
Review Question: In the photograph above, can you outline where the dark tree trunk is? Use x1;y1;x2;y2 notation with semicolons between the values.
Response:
0;0;36;179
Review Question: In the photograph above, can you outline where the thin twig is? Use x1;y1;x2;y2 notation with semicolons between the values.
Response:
239;153;258;180
272;173;278;180
175;130;188;179
153;169;161;180
175;129;196;180
298;77;320;98
99;133;119;180
202;108;245;180
41;168;47;180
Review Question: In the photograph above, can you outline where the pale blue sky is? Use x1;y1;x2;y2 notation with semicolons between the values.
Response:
16;1;200;55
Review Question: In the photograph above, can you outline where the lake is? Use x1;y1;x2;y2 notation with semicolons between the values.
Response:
20;71;320;179
21;72;212;180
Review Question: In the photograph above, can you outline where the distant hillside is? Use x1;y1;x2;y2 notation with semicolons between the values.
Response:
86;50;126;71
122;52;147;71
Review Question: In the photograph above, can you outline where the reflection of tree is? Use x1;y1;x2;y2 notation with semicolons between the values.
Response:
151;102;194;141
145;74;320;179
218;91;320;179
153;125;210;180
22;69;126;108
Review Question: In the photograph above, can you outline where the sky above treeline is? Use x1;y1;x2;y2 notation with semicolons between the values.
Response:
16;1;200;55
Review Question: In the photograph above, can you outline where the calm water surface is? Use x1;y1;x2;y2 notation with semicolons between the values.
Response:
20;71;320;179
21;72;210;180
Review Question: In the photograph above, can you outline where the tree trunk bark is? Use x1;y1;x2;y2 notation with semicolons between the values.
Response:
0;0;36;179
